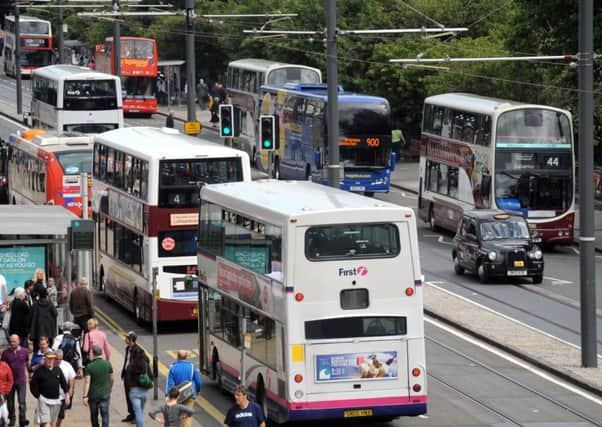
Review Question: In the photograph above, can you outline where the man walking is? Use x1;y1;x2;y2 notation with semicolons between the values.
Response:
52;322;83;379
224;385;265;427
54;350;76;427
29;289;57;351
83;345;113;427
29;352;69;427
1;335;29;427
165;350;202;427
68;277;94;334
120;332;136;423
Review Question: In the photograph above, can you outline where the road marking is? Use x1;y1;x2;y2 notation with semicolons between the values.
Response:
571;247;580;255
426;316;602;406
95;308;225;423
438;236;453;245
543;276;573;286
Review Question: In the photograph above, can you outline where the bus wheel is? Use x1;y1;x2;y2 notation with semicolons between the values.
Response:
428;207;438;231
134;291;143;325
453;255;465;275
99;268;106;293
477;262;489;284
532;274;543;284
305;165;311;181
364;192;375;197
256;375;268;419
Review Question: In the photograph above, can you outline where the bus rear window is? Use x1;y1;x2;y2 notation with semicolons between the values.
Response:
305;316;407;339
64;80;117;110
305;223;399;261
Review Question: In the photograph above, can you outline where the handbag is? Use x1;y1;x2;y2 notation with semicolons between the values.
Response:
175;364;195;403
138;372;153;389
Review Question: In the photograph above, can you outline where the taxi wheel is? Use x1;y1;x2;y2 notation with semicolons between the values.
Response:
477;263;489;284
532;274;543;284
453;255;465;275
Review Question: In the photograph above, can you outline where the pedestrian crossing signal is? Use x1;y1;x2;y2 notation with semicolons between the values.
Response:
259;115;277;151
219;104;235;138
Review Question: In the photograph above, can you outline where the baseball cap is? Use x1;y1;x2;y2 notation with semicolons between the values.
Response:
44;351;56;359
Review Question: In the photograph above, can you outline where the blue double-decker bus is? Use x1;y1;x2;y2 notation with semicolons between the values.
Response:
258;83;396;195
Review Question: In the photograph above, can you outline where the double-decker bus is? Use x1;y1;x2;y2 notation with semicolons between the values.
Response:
197;180;427;423
259;83;395;195
419;93;575;244
92;127;251;323
226;59;322;161
6;128;93;217
30;65;124;135
3;15;53;77
95;37;158;114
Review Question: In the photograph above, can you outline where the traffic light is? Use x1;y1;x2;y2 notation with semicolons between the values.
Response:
219;104;235;138
259;115;277;151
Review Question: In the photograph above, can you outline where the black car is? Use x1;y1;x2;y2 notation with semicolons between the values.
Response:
452;210;544;284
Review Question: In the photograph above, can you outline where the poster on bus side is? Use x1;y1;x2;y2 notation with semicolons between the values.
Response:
316;351;398;381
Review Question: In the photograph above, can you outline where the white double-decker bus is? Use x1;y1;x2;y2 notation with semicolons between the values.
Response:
30;65;124;135
226;59;322;162
197;180;427;423
92;127;251;322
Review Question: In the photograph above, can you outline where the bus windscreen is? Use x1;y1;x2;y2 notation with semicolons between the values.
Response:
56;151;93;175
496;109;572;146
20;22;50;35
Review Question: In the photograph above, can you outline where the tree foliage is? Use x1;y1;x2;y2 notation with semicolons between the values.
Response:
39;0;602;158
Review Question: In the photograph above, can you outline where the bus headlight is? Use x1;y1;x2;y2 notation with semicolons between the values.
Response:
488;251;497;261
528;249;543;260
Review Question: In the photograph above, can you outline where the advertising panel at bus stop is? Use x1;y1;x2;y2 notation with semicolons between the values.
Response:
0;246;46;292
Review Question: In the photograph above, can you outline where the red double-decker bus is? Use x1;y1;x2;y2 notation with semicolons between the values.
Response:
3;15;53;77
95;37;158;114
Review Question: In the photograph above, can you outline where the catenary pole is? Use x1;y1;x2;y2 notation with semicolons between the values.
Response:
15;2;22;115
57;0;64;63
578;0;597;368
326;0;340;188
113;0;120;77
185;0;196;122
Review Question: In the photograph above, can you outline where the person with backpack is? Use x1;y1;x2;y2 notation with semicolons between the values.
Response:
52;322;83;378
165;351;201;427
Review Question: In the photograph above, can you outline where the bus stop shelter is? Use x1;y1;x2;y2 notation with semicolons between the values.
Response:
158;59;185;106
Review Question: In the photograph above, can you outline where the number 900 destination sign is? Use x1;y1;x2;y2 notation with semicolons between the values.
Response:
366;138;380;147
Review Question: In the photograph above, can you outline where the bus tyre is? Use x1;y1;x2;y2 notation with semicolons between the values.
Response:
134;291;143;325
453;255;465;275
428;207;438;231
364;192;375;197
477;262;489;284
305;165;311;181
256;376;268;420
532;274;543;284
273;157;280;179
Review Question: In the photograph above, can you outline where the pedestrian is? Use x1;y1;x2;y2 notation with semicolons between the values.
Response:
7;287;30;348
29;289;57;352
82;318;110;363
46;279;57;308
83;345;113;427
149;386;194;426
52;322;83;379
125;331;152;427
197;79;208;110
224;385;265;427
29;351;68;427
120;332;136;424
88;57;95;70
0;272;9;329
23;281;34;307
1;334;29;427
68;277;94;336
165;351;201;427
31;269;46;302
165;111;175;129
54;350;75;427
30;336;52;374
0;353;14;427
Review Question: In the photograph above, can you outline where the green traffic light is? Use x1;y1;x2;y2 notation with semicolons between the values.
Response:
263;140;272;148
224;127;231;135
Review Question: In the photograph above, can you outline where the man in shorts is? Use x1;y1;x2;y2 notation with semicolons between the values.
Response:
29;352;69;427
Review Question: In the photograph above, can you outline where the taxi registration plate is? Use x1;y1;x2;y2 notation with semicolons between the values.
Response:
344;409;373;418
507;270;528;276
514;261;525;267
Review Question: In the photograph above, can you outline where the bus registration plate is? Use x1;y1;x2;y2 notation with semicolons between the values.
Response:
350;186;365;191
507;270;527;276
344;409;373;418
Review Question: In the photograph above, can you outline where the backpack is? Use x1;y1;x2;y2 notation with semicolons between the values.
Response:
59;334;79;371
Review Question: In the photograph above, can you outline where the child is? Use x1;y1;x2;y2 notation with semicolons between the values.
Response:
149;386;194;426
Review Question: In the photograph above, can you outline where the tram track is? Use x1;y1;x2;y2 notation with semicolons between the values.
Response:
426;333;602;427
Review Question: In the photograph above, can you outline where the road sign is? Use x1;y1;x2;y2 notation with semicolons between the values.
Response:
70;219;94;250
184;120;201;135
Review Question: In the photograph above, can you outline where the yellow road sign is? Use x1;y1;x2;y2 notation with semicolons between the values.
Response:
184;120;201;135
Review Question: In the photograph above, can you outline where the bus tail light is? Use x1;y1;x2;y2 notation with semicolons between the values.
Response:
412;368;421;377
295;293;304;302
413;384;421;392
405;287;414;297
294;374;303;383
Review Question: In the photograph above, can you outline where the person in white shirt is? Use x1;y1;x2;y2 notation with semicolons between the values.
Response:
55;349;76;427
52;322;83;378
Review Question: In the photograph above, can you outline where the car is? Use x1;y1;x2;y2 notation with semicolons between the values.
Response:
452;210;544;284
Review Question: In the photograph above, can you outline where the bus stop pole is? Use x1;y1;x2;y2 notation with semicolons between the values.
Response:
152;267;159;400
81;173;91;282
65;229;72;322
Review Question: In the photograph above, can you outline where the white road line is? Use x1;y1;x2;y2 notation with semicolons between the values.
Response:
426;316;602;406
543;276;574;286
438;235;452;245
571;247;580;255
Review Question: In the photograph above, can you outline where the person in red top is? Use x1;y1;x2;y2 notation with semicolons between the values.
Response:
0;355;15;425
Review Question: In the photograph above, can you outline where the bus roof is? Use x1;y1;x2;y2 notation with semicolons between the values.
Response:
32;64;119;81
104;36;155;43
10;130;93;154
228;58;319;73
261;83;389;104
201;180;411;223
5;15;50;23
94;127;248;161
424;93;569;115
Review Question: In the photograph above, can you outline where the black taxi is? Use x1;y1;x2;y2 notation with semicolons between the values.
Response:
452;210;544;284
